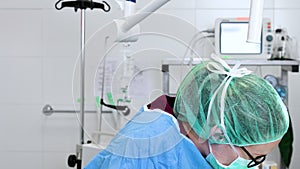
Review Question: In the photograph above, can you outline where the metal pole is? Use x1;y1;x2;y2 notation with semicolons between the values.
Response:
53;1;111;168
80;8;86;146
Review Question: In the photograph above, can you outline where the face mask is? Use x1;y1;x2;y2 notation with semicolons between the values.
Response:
205;142;258;169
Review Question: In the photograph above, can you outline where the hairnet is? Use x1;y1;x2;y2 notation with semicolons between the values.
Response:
174;56;289;146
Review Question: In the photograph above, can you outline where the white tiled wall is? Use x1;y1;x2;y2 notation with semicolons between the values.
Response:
275;0;300;9
0;152;44;168
1;0;300;169
0;10;43;57
0;0;44;9
0;56;43;104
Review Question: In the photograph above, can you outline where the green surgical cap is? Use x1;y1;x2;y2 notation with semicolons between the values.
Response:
174;60;289;146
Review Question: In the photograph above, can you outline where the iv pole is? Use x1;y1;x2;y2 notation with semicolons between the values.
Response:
55;1;110;168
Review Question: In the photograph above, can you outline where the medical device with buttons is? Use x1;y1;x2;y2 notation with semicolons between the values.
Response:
214;18;273;60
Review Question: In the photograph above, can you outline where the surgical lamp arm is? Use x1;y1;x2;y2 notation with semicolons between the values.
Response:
119;0;171;33
115;0;263;43
247;0;265;43
111;0;171;43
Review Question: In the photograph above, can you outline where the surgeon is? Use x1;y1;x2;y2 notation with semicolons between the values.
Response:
85;54;289;169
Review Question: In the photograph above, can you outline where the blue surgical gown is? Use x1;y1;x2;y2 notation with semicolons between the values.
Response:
84;106;213;169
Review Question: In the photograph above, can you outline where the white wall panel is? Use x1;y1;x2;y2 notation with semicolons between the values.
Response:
196;0;275;9
159;9;196;27
197;0;251;9
161;0;196;9
43;56;77;105
195;9;275;30
86;10;122;39
44;0;64;9
0;105;43;151
0;0;44;8
0;10;43;57
42;9;80;58
42;112;102;152
196;10;250;30
0;152;43;168
43;151;71;169
275;0;300;9
0;56;43;104
135;0;196;9
131;11;198;59
42;113;79;151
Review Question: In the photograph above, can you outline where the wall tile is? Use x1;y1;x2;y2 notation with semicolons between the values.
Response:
0;105;43;151
44;0;65;9
43;56;77;105
43;0;123;59
42;113;80;151
42;109;104;152
135;0;196;10
43;151;71;169
195;10;250;31
160;0;196;9
42;9;80;58
0;0;44;8
0;151;43;168
159;9;196;27
0;10;43;57
196;0;275;9
0;56;43;104
195;9;275;30
275;0;300;9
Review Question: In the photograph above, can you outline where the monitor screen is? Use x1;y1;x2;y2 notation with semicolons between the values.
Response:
215;18;272;60
220;22;262;55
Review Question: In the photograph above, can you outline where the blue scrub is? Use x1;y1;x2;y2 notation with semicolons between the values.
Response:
85;106;212;169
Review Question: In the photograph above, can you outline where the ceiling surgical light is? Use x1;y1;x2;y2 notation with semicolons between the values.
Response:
113;0;170;42
247;0;265;43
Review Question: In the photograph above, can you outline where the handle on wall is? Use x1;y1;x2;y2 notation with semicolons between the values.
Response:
42;104;112;116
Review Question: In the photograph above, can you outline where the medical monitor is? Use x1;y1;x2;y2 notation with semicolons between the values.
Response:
215;18;273;60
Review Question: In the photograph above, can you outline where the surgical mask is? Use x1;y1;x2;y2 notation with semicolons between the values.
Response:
205;142;258;169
